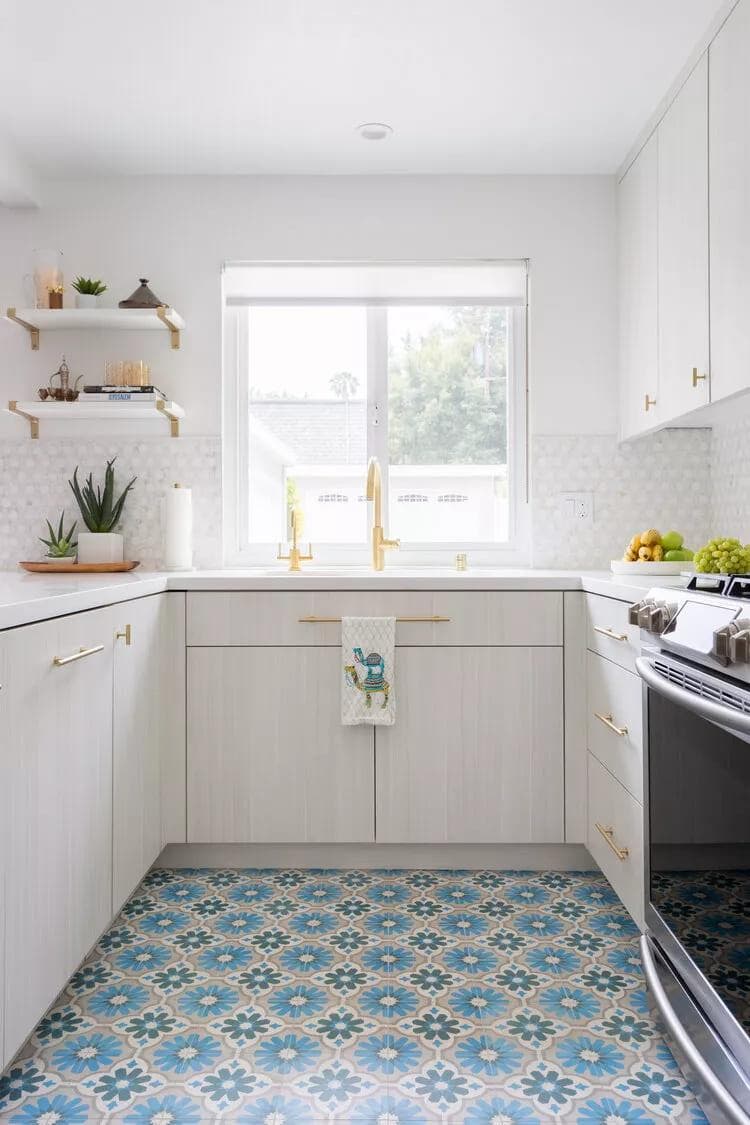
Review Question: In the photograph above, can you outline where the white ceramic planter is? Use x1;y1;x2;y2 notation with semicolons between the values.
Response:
77;532;124;564
75;293;98;309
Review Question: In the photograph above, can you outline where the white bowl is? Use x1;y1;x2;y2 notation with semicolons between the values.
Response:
610;559;693;575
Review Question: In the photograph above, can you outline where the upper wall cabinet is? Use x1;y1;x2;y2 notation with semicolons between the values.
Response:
709;0;750;403
618;133;659;440
658;54;710;418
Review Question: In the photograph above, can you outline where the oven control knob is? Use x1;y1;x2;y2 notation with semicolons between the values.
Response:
729;623;750;663
629;599;655;628
648;604;676;633
713;622;739;664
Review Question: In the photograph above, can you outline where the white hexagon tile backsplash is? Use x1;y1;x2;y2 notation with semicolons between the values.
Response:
0;437;222;570
531;429;713;569
0;426;725;572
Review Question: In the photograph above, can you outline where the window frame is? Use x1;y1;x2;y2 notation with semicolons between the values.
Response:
222;264;529;567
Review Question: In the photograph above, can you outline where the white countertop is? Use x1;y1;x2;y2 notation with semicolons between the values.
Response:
0;567;689;631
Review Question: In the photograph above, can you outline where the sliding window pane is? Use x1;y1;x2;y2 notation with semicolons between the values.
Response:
248;306;368;544
387;306;509;543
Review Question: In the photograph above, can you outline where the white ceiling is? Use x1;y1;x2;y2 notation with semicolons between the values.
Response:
0;0;726;178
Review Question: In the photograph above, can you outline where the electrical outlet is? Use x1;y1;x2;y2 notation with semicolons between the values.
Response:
559;491;594;526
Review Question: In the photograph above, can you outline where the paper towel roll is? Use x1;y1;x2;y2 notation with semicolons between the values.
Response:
164;483;193;570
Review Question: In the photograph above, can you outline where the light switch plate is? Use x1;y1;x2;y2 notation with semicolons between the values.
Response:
559;491;594;526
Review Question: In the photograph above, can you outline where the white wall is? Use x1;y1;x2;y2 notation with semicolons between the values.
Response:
0;174;618;440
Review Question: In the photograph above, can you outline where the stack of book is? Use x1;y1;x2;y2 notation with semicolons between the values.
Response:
82;385;168;402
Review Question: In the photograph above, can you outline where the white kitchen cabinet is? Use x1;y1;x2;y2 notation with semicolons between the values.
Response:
187;647;375;843
709;0;750;403
588;752;644;928
618;132;659;439
3;608;113;1063
587;652;644;802
112;595;165;913
658;54;710;418
376;647;564;843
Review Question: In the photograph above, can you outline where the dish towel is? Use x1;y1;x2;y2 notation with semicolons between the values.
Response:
341;616;396;726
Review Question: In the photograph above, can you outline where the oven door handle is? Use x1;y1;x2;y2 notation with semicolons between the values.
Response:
635;656;750;737
640;936;750;1125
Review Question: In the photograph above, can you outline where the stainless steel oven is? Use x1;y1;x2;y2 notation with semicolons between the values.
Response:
635;581;750;1124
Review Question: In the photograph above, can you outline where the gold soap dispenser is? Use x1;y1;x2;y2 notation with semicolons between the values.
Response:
278;505;313;572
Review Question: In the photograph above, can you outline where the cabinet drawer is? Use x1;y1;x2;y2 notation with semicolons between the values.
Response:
187;591;563;647
587;753;644;928
585;593;640;672
587;653;643;801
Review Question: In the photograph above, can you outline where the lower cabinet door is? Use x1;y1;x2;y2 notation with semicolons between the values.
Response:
376;647;564;843
113;594;165;913
187;647;374;842
4;609;113;1062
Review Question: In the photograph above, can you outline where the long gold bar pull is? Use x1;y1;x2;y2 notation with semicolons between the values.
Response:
594;822;630;861
594;711;628;737
299;615;450;623
53;644;105;667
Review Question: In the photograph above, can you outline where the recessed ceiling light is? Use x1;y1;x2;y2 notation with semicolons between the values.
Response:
357;122;393;141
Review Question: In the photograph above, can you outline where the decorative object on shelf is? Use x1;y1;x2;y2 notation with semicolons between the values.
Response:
104;359;151;387
38;355;84;401
119;278;165;308
72;276;107;309
38;511;78;561
69;457;136;564
29;248;63;308
19;560;140;574
48;285;64;309
163;483;193;570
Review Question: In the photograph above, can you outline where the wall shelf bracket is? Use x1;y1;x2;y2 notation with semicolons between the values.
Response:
6;308;40;350
156;306;181;349
8;400;40;438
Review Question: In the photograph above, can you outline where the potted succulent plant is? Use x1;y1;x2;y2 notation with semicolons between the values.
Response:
69;458;136;564
71;276;107;309
39;512;77;563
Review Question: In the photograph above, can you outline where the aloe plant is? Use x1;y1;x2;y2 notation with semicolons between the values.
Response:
69;458;136;533
40;511;77;558
71;276;107;295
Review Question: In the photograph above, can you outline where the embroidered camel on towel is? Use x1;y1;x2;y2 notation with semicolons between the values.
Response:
345;648;390;709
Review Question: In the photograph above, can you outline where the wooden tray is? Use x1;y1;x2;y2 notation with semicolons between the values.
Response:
19;561;141;574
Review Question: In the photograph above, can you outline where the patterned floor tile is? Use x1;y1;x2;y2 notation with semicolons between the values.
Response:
0;869;709;1123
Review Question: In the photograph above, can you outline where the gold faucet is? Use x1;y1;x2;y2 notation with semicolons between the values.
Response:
366;456;399;571
278;506;313;572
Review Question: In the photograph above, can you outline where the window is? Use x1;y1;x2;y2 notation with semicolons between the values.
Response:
223;262;528;565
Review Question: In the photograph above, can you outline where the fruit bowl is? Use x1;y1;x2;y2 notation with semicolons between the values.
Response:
610;560;693;575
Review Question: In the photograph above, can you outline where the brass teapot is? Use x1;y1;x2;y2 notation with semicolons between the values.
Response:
38;356;84;401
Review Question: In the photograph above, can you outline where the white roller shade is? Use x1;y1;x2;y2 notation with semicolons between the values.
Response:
224;260;527;305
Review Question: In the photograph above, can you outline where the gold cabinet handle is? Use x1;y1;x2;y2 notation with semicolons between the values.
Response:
644;395;656;412
594;711;628;737
595;822;630;860
53;644;104;667
692;367;707;388
593;625;628;642
299;615;450;623
115;624;132;645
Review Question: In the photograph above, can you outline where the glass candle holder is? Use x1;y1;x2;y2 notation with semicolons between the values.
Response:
32;249;64;309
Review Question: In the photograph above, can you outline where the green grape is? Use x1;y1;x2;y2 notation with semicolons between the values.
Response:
694;537;750;574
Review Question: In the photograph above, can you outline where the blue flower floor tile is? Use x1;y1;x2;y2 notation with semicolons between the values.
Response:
0;869;708;1123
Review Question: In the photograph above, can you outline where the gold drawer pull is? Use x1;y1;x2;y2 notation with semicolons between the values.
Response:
594;625;628;642
53;644;104;667
299;615;450;623
692;367;707;387
594;711;628;737
595;822;630;861
115;624;132;645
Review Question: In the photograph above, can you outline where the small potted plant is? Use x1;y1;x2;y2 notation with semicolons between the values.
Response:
39;512;77;564
71;276;107;309
69;458;136;564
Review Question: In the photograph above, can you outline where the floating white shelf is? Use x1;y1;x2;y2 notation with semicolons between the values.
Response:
5;306;185;350
7;399;185;438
